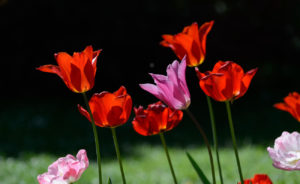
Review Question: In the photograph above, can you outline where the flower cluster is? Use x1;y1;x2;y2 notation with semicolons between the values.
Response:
36;18;298;184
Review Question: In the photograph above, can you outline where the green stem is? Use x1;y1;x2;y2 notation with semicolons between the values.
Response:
159;132;178;184
225;101;244;184
111;128;126;184
206;96;224;184
185;109;216;184
82;93;102;184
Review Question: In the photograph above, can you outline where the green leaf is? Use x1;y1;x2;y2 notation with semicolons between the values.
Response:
186;152;211;184
107;177;112;184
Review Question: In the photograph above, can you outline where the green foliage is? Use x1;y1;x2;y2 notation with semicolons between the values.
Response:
0;145;298;184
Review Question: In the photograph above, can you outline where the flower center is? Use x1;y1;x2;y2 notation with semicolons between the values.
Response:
286;151;300;165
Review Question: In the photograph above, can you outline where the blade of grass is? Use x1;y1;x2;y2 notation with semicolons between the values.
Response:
186;152;211;184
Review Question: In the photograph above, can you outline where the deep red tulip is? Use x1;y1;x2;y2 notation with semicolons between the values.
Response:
78;86;132;128
196;61;258;102
132;101;183;136
274;92;300;122
239;174;272;184
161;21;214;67
37;45;101;93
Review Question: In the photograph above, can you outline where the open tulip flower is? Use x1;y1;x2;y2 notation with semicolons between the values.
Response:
196;61;258;102
140;57;190;110
161;21;214;67
238;174;273;184
37;45;101;93
274;92;300;122
37;149;89;184
132;101;183;136
78;86;132;128
267;131;300;170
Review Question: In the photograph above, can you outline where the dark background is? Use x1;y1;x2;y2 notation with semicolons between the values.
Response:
0;0;300;157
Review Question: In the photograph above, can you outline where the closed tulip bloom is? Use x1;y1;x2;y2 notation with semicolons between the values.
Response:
140;57;191;110
78;86;132;128
37;45;101;93
274;92;300;122
161;21;214;67
267;131;300;170
132;101;183;136
196;61;258;102
37;149;89;184
238;174;272;184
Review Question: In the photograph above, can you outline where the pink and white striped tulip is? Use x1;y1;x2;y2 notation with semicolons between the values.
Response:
267;131;300;170
140;56;191;110
37;149;89;184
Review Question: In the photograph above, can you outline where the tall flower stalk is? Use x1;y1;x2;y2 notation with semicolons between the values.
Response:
206;96;223;184
225;101;243;184
111;128;126;184
82;92;103;184
159;132;178;184
185;109;216;184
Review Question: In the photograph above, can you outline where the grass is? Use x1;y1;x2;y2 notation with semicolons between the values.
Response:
0;144;299;184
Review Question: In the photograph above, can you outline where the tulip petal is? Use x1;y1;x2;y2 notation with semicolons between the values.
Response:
70;63;82;93
199;21;214;54
36;64;64;80
55;52;73;78
238;68;258;99
84;60;95;91
161;35;187;60
139;83;165;101
77;105;91;122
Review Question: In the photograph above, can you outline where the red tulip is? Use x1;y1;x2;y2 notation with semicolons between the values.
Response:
161;21;214;67
274;92;300;122
37;45;101;93
239;174;272;184
132;101;183;136
78;86;132;128
196;61;258;102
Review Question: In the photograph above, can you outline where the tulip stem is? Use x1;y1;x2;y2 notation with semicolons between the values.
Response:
111;127;126;184
185;109;216;184
206;96;224;184
82;92;102;184
159;132;178;184
225;101;244;184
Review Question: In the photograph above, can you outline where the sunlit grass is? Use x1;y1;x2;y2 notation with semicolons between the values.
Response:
0;144;298;184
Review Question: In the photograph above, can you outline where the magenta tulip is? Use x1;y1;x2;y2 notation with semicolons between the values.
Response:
140;57;191;110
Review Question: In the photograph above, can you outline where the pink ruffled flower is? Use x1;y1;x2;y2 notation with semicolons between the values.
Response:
140;57;191;110
37;149;89;184
267;131;300;170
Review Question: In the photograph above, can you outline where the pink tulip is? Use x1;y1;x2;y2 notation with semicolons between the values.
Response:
267;131;300;170
37;149;89;184
140;56;191;110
